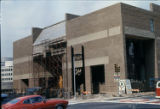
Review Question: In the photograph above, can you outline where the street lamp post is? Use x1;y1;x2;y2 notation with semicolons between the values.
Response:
73;56;76;99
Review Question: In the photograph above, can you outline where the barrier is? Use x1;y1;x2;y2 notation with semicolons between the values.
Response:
156;81;160;98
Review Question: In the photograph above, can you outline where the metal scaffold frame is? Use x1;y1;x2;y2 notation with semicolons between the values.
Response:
32;37;66;97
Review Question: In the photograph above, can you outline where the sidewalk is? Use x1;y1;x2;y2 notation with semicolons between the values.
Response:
68;92;156;105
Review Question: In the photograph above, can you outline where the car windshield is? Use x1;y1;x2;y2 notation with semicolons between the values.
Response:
8;98;20;104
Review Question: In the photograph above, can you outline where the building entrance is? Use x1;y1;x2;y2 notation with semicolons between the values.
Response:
91;65;105;94
126;37;155;91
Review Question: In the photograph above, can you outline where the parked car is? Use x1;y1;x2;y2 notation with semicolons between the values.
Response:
1;94;10;105
26;87;42;95
2;95;68;109
156;81;160;98
1;94;8;99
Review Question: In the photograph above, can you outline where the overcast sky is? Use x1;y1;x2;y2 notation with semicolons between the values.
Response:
1;0;160;58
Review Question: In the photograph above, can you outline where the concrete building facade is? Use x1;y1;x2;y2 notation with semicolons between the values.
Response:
13;36;34;93
13;3;160;95
64;3;160;94
1;60;13;93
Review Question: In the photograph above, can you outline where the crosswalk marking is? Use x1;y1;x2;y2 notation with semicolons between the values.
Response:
107;98;160;105
69;97;160;105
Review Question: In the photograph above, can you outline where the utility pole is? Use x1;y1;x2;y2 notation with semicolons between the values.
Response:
71;46;76;99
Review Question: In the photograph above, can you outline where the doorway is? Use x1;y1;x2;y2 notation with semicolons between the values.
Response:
91;65;105;94
126;37;155;91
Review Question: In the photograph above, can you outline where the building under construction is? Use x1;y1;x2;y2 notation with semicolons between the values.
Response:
13;20;68;97
13;3;160;96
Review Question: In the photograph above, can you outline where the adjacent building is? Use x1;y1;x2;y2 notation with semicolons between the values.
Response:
1;59;13;93
13;36;34;93
13;3;160;95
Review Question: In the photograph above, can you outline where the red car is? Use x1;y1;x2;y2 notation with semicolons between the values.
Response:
2;95;68;109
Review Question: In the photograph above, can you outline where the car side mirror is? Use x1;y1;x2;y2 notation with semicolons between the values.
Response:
43;97;47;103
43;99;46;103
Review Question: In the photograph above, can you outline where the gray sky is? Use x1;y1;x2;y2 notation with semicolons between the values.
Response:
1;0;160;58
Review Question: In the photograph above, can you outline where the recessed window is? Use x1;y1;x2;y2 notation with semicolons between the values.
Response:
150;19;154;32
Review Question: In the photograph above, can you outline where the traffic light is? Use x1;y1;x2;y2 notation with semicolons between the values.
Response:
114;64;120;73
117;66;120;72
114;64;117;72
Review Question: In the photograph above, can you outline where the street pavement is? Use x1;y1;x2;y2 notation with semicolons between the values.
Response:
2;92;160;109
68;93;160;109
105;96;160;105
68;102;160;109
69;95;160;105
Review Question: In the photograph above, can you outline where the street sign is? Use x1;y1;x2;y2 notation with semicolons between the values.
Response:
119;80;126;95
74;54;82;61
114;72;120;81
125;79;132;94
75;67;82;76
119;79;132;95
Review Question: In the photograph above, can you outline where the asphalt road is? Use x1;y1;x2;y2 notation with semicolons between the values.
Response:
68;102;160;109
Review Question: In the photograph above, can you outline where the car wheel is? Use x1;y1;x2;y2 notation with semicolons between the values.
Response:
56;105;64;109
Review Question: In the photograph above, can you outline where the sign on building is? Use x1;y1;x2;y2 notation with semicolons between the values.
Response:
114;64;120;81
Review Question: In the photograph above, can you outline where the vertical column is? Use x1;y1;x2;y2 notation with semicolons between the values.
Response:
71;46;75;94
82;46;86;91
85;66;91;93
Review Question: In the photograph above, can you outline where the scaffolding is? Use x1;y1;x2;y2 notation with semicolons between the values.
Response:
32;36;66;97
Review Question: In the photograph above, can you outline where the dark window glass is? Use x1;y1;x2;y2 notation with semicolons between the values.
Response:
23;99;31;104
8;99;20;104
150;19;154;32
31;97;43;103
